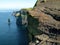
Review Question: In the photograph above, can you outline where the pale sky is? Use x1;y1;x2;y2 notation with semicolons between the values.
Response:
0;0;36;11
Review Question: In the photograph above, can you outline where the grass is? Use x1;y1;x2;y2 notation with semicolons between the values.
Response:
21;8;33;11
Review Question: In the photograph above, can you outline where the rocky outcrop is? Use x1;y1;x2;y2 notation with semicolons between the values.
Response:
14;9;28;27
28;0;60;45
34;0;60;21
29;0;60;34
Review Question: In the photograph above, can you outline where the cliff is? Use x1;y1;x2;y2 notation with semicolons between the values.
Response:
34;0;60;21
28;0;60;45
14;0;60;45
29;0;60;34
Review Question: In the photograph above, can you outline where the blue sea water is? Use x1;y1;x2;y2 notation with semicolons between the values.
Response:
0;12;29;45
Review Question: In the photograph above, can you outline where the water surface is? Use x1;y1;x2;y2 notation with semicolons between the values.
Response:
0;12;28;45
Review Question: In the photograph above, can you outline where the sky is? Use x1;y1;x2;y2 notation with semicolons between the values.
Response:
0;0;36;11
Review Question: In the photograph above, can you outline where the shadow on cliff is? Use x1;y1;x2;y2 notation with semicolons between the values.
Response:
27;14;44;42
15;11;30;45
16;18;29;45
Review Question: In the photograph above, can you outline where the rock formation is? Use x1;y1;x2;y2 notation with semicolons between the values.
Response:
28;0;60;45
29;0;60;34
14;9;28;27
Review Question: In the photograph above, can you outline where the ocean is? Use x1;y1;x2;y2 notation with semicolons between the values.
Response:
0;12;29;45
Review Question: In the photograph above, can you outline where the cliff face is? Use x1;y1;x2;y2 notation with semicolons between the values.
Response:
29;0;60;45
34;0;60;9
29;0;60;34
34;0;60;21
